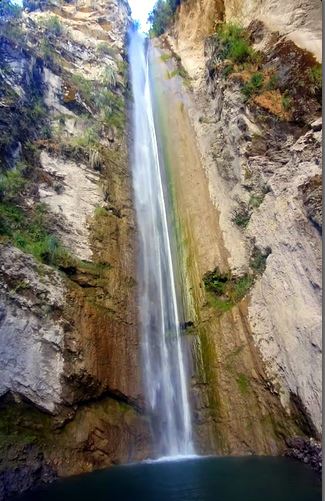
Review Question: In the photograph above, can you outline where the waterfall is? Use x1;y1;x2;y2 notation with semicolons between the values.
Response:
129;30;193;457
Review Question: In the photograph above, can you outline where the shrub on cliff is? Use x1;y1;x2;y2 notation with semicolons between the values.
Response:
241;72;264;100
43;15;63;37
0;167;27;203
203;267;254;313
216;23;255;64
148;0;181;37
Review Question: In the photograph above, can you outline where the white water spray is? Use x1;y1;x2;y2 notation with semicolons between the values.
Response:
129;30;193;457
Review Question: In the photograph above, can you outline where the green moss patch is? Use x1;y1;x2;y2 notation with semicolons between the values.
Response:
236;373;250;394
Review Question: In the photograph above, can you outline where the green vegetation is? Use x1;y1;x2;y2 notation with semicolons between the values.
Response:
249;194;264;209
0;197;70;267
232;205;251;228
236;373;250;394
241;72;264;100
281;91;293;111
71;73;93;103
203;267;254;313
101;66;118;87
204;268;230;296
309;64;322;98
233;275;254;301
148;0;181;37
216;23;258;64
43;15;63;36
96;42;117;59
26;98;47;122
71;74;125;129
266;72;279;91
94;206;108;218
71;126;101;149
160;53;172;63
168;67;188;80
67;124;102;168
39;38;56;63
0;398;55;451
222;64;234;78
0;2;24;44
99;91;125;129
0;166;27;202
250;247;272;274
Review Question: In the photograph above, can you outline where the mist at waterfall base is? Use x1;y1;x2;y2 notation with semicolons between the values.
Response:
15;457;321;501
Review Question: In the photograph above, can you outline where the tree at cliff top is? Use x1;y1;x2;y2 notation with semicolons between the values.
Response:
148;0;181;37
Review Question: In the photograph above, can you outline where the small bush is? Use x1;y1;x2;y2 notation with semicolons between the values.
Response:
71;73;93;103
0;168;27;202
309;64;322;87
229;39;252;64
232;205;251;228
99;91;125;129
43;16;63;37
101;66;118;88
281;92;293;111
241;72;264;100
0;200;70;266
0;202;24;235
39;38;55;62
203;268;230;295
217;23;255;64
266;73;279;91
222;64;234;78
96;42;117;58
309;64;322;99
94;206;108;218
72;126;101;149
203;267;254;313
160;53;172;63
27;99;47;121
232;274;254;302
249;194;264;208
250;247;272;274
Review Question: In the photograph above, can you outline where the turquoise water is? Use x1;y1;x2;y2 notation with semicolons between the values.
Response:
15;456;321;500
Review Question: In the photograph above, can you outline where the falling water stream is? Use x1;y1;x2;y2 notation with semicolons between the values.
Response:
128;30;193;457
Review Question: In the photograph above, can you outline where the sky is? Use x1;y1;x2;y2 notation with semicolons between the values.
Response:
128;0;157;31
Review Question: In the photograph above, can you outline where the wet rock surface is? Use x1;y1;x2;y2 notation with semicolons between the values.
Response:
0;0;152;495
163;0;322;453
0;445;56;501
285;437;322;474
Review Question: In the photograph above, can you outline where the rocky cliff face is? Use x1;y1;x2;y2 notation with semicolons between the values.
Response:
158;0;322;455
0;1;151;498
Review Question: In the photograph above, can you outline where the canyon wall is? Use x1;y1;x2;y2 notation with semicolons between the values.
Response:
160;0;322;453
0;1;151;498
